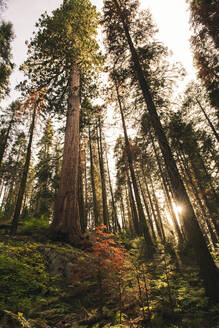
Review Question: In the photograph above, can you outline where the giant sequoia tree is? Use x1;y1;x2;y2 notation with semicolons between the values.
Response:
103;0;219;301
21;0;102;244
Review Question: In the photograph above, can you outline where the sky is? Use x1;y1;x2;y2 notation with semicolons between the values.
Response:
1;0;196;104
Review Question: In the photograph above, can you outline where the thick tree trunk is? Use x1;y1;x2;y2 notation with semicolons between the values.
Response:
50;65;82;244
113;0;219;301
10;105;36;234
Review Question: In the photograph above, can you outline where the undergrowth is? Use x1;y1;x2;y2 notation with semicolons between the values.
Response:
0;228;218;328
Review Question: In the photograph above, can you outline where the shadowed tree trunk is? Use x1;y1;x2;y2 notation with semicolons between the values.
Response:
195;97;219;143
105;150;121;231
115;80;154;257
97;117;109;229
79;152;87;233
119;192;126;230
0;107;16;168
89;124;99;226
50;65;82;244
149;130;184;243
136;169;156;240
177;149;218;247
126;165;140;235
10;103;37;234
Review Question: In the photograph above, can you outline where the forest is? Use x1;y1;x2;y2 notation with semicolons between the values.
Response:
0;0;218;327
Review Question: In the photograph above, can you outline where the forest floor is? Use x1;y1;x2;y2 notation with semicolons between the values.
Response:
0;227;219;328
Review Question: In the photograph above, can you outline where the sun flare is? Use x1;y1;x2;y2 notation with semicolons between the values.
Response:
173;203;183;214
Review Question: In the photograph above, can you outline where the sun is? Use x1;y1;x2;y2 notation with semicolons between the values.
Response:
173;203;183;214
165;202;183;229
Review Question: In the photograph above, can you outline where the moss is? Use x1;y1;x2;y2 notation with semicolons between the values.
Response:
0;241;50;315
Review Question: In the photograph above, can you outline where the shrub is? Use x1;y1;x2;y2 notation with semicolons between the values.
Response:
20;215;49;235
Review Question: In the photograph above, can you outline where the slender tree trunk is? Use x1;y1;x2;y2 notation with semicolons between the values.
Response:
113;0;219;301
119;193;126;230
141;170;157;232
0;183;4;206
50;65;82;244
105;151;121;231
97;118;109;229
10;104;37;234
136;168;156;240
190;159;219;236
1;185;8;211
147;171;166;242
181;147;219;237
115;81;154;256
179;150;218;246
79;154;86;233
176;150;213;245
0;109;16;168
123;182;133;234
196;150;219;201
150;131;183;243
89;124;99;226
126;167;140;235
84;149;88;230
195;97;219;143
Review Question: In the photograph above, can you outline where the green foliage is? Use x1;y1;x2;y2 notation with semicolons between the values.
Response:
130;236;150;262
182;317;204;328
20;215;49;235
0;234;217;328
0;242;49;314
21;0;103;115
150;313;165;327
188;0;219;107
71;324;87;328
0;210;10;224
30;119;56;219
0;21;14;96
